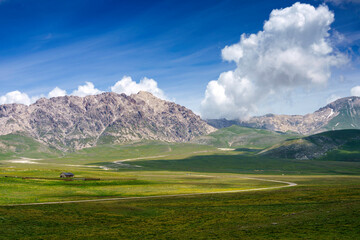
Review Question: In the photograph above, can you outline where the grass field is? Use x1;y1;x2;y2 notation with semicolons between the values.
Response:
0;141;359;239
0;175;359;239
0;171;285;205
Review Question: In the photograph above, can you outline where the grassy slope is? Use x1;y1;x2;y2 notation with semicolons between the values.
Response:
193;125;299;148
2;132;359;176
53;136;360;175
0;134;60;160
260;129;360;160
132;152;360;175
315;129;360;161
54;141;217;165
321;140;360;162
324;106;360;131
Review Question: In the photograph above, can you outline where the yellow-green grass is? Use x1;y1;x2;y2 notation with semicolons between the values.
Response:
0;146;290;206
34;141;218;165
0;168;283;205
0;142;235;175
0;175;359;239
0;143;359;239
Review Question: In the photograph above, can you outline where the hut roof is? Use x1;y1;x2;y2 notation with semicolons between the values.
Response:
61;172;74;176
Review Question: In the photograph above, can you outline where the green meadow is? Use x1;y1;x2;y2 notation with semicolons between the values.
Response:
0;171;283;205
193;125;300;148
0;140;359;239
0;175;359;239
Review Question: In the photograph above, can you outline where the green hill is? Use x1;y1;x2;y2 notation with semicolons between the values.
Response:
0;134;60;159
320;97;360;132
323;105;360;131
260;129;360;160
192;125;299;148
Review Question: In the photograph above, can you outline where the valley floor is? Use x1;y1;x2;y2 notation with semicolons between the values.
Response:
0;175;359;239
1;176;297;206
0;143;359;239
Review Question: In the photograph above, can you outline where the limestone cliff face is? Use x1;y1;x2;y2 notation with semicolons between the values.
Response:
207;96;360;135
0;91;216;151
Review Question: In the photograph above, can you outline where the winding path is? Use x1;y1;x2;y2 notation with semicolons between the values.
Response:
2;177;297;207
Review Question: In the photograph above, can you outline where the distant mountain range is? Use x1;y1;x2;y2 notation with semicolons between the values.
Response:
207;96;360;135
0;92;359;156
0;91;215;151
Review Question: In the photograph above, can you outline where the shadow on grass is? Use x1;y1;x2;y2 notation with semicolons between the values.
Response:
0;177;155;187
89;152;360;175
41;179;154;187
234;148;261;153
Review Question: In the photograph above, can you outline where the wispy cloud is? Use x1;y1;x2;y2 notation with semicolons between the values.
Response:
351;85;360;96
324;0;360;5
327;94;341;103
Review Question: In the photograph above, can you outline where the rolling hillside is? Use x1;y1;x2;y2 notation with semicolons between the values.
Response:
0;134;60;159
192;125;299;148
260;129;360;160
322;97;360;131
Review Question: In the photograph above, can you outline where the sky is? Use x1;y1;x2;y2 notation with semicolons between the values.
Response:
0;0;359;119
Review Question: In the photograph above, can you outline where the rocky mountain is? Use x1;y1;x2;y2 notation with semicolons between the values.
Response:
259;129;360;160
207;96;360;135
0;91;216;151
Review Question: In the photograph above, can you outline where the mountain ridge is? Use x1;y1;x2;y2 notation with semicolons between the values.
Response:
207;96;360;135
0;91;216;151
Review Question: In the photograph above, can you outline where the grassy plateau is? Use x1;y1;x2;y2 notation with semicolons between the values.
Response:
0;135;359;239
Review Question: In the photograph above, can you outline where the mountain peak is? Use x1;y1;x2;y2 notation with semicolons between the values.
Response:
322;96;360;111
207;95;360;135
0;91;215;151
136;90;155;97
132;91;162;101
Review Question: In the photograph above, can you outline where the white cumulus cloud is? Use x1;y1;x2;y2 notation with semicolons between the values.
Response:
201;2;347;119
111;76;166;99
48;87;67;98
71;82;102;97
351;86;360;96
0;91;36;105
0;77;166;106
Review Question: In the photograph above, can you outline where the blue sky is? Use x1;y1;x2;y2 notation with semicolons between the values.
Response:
0;0;359;118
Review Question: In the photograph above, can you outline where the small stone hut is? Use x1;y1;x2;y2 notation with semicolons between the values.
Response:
60;172;74;178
